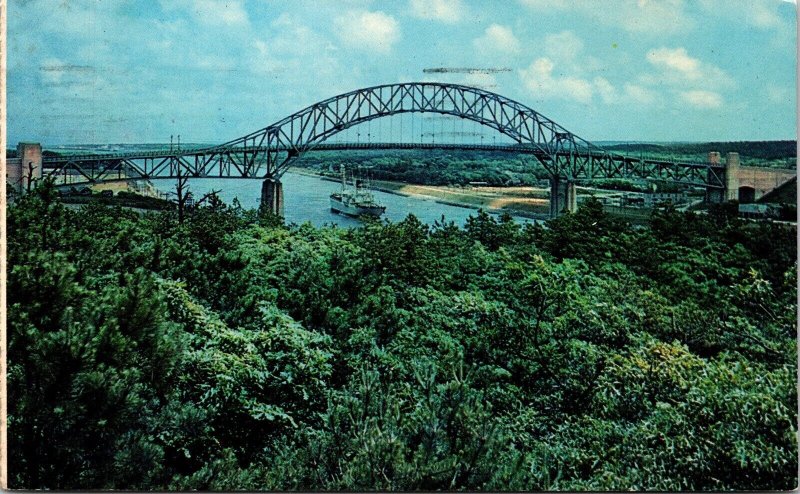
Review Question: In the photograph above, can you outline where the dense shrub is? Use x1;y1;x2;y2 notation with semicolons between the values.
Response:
7;182;797;490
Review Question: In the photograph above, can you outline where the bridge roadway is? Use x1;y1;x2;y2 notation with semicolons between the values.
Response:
42;141;724;187
41;141;545;164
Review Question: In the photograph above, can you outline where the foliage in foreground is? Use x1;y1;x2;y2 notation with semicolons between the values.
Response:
7;184;798;490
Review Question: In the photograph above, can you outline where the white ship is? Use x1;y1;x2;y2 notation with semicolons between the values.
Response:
330;165;386;218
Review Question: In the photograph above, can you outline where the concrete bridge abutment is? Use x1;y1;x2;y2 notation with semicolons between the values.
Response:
549;176;577;218
260;177;284;216
705;151;739;204
8;142;42;193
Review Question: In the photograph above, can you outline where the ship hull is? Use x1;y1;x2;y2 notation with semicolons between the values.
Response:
330;195;385;217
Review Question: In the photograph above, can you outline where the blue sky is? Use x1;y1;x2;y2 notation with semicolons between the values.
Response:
7;0;797;145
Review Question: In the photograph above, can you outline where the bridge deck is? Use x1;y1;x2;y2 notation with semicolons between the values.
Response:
38;140;727;190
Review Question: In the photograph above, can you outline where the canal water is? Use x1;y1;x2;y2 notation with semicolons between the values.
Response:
177;172;533;228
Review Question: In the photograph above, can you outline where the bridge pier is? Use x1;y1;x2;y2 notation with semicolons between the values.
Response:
549;176;577;218
724;152;739;201
705;151;739;203
260;177;284;216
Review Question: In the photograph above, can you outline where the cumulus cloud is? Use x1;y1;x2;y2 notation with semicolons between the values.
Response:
522;0;793;41
696;0;794;31
519;0;695;35
647;47;700;77
623;83;658;105
543;31;584;62
198;0;248;26
639;47;732;109
647;47;704;81
519;57;594;104
519;54;662;107
248;14;354;98
748;2;785;28
644;47;733;90
10;0;367;143
540;31;604;73
409;0;464;23
8;0;790;143
473;24;520;54
534;0;792;53
517;30;645;107
680;89;724;109
593;77;617;104
334;10;400;54
253;13;336;63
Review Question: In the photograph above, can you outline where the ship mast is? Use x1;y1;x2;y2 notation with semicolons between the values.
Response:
341;164;346;193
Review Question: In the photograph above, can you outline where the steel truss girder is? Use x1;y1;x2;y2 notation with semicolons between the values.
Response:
41;82;726;189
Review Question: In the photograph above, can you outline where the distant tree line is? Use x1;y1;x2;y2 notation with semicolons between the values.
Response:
604;141;797;167
296;142;796;187
302;149;550;186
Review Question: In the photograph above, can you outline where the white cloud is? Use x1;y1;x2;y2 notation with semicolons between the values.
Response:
697;0;794;31
519;57;594;104
517;30;650;107
680;89;723;109
518;0;695;35
201;0;248;26
544;31;583;62
334;10;400;54
521;0;794;52
645;47;732;88
647;47;702;80
641;47;732;109
540;31;604;73
247;13;355;101
749;2;784;28
616;0;695;35
593;77;617;104
623;83;657;105
409;0;464;23
473;24;520;54
519;56;663;107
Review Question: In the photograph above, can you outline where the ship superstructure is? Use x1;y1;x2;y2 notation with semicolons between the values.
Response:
330;165;386;218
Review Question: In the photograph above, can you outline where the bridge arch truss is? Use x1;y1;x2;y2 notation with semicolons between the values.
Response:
41;83;725;189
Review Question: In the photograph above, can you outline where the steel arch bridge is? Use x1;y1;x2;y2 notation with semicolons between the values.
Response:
38;82;730;215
